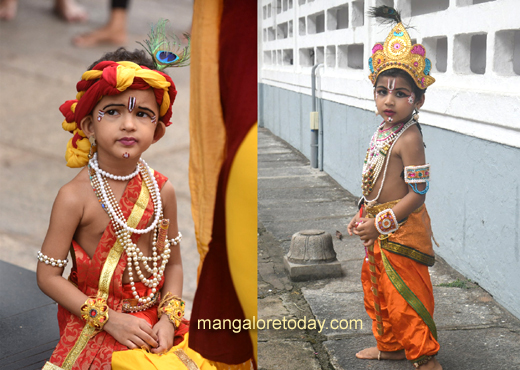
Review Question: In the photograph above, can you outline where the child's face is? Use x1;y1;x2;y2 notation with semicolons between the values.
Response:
374;75;424;125
86;88;163;161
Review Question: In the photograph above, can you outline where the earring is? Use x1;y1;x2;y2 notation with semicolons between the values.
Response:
413;108;420;122
88;136;96;159
375;107;379;116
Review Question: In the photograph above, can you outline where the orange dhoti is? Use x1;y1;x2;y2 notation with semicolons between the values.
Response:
362;201;439;364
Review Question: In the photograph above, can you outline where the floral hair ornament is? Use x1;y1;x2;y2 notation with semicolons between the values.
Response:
368;6;435;90
59;19;191;169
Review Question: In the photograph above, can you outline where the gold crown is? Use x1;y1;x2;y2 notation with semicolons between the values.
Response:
368;23;435;89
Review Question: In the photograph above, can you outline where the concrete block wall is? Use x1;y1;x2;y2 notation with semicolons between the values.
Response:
258;0;520;318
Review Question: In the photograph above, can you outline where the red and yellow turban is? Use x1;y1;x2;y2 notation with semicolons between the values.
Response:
60;61;177;168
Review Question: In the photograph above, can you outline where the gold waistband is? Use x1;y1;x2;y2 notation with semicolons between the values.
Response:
366;199;401;217
365;199;423;217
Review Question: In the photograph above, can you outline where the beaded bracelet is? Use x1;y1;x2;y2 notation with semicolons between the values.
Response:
37;251;68;268
158;292;185;329
80;297;109;331
375;208;399;235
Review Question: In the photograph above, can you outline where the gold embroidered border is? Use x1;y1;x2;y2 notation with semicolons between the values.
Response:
382;241;435;267
381;247;437;340
173;349;200;370
61;325;97;369
56;171;153;370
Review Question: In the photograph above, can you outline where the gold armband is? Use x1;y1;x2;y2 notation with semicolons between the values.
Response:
80;297;109;331
158;292;185;328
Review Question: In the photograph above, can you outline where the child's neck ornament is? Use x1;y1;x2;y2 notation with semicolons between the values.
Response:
362;117;416;203
368;6;435;90
90;152;139;181
88;156;183;309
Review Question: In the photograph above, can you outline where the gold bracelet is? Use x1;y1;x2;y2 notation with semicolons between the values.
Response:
80;297;109;331
158;292;185;328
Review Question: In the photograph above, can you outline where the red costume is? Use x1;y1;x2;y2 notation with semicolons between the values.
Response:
48;171;188;370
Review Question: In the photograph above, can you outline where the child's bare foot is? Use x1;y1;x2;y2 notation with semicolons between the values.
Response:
54;0;88;23
416;357;442;370
0;0;17;21
72;26;126;47
355;347;405;360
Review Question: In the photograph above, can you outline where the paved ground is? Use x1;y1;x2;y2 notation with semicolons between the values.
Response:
0;1;195;368
257;127;520;370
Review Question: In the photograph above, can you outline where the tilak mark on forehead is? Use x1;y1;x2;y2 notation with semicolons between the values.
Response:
128;97;136;113
387;78;396;94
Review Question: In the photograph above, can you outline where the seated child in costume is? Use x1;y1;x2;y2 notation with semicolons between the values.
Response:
36;26;209;369
347;7;442;370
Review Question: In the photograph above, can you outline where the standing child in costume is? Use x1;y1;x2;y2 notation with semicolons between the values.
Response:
347;7;442;370
36;22;211;370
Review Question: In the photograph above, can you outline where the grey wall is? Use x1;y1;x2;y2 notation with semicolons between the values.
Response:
259;83;520;319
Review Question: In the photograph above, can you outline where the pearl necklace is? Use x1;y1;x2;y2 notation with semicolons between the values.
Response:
361;117;416;200
90;153;140;181
88;160;182;309
89;157;162;235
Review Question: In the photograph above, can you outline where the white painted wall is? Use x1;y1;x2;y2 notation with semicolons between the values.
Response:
259;0;520;147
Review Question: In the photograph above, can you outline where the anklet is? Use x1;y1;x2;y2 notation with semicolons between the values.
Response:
413;355;433;368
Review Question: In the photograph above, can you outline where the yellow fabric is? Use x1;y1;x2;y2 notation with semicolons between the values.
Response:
225;124;258;362
111;333;217;370
64;131;90;169
188;0;226;279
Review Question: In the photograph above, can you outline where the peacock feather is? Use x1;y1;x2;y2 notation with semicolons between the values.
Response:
368;6;402;25
138;19;191;71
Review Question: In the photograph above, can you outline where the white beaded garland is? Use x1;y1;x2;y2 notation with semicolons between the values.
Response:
88;157;182;310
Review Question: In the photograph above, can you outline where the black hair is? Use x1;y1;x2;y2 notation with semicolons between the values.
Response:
87;47;156;70
375;68;426;102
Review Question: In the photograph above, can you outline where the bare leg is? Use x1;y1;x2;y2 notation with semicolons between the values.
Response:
0;0;17;21
54;0;88;22
355;347;405;360
73;7;126;47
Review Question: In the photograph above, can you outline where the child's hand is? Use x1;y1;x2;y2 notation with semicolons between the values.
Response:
347;214;361;236
150;315;175;354
353;218;379;247
103;310;158;350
